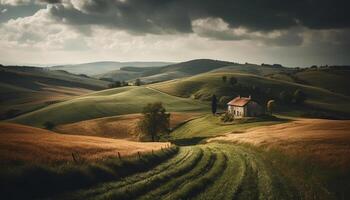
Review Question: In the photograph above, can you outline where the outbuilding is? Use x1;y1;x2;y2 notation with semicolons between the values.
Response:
227;95;263;118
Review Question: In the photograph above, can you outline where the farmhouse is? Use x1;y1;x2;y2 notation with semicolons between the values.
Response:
227;95;263;118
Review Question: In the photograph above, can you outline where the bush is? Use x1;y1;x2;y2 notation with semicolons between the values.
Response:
293;89;306;104
43;121;55;130
219;96;232;106
220;112;234;122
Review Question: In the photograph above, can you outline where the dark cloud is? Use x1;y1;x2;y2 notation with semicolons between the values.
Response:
38;0;350;47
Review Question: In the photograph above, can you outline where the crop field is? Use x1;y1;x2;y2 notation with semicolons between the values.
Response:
0;122;169;165
55;112;200;140
209;118;350;169
31;143;336;200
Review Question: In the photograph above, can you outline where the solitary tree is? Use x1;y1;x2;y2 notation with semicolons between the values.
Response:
211;94;217;115
135;78;141;86
293;89;306;104
267;100;275;115
229;77;237;86
138;102;170;141
222;76;227;83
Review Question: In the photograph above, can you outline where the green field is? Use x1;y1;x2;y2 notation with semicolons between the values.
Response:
9;86;209;127
4;143;342;200
0;65;110;119
150;71;350;115
170;115;286;141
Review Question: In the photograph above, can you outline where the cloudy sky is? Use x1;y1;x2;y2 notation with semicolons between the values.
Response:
0;0;349;67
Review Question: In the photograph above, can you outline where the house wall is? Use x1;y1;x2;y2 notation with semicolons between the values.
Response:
228;105;245;118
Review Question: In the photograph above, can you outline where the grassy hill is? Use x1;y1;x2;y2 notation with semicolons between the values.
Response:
0;65;109;119
55;112;199;140
97;59;237;84
0;122;169;164
9;86;209;127
150;71;350;117
211;63;292;76
51;61;173;76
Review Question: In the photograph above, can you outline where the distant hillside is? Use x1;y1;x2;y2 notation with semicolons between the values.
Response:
150;71;350;118
267;67;350;96
9;86;208;127
0;65;109;119
98;59;237;83
51;61;173;76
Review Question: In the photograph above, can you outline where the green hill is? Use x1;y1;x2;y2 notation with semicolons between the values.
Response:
51;61;173;76
266;67;350;96
97;59;236;84
0;65;109;119
150;71;350;117
9;86;209;127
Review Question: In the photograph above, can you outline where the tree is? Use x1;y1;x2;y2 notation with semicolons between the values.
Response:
222;76;227;83
135;78;141;86
279;91;292;104
211;94;217;115
219;96;231;106
138;102;170;141
267;100;275;115
229;77;237;86
293;89;306;104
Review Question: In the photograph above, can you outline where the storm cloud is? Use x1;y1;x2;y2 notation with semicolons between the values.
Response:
1;0;349;66
42;0;350;35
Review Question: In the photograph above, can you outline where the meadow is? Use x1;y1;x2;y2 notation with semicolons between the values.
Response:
9;86;209;127
1;60;350;199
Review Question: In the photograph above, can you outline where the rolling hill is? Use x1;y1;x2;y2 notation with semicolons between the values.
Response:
150;71;350;117
51;61;173;76
267;68;350;96
97;59;237;83
0;122;169;164
9;86;209;127
0;65;110;119
55;112;200;140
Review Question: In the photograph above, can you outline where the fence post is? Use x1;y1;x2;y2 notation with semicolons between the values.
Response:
138;151;141;159
118;152;121;160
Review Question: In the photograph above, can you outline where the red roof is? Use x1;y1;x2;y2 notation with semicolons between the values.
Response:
227;96;251;107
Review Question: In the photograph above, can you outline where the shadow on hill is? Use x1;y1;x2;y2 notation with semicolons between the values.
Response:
170;137;209;146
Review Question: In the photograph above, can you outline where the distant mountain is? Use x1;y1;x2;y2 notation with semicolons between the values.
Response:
50;61;174;76
0;65;109;119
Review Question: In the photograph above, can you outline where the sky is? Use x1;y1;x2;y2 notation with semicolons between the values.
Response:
0;0;349;67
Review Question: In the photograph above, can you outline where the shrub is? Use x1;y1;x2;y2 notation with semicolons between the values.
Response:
220;112;234;122
44;121;55;130
219;96;231;106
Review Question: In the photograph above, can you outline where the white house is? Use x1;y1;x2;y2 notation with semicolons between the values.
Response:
227;95;263;118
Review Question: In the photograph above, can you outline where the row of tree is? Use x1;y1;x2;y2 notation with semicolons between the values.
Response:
222;76;237;86
108;78;144;88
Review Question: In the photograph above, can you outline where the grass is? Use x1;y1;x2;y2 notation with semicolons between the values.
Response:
170;114;285;140
207;118;350;169
55;112;200;140
59;143;342;200
2;141;348;199
0;65;109;120
150;71;350;116
0;122;170;165
9;86;209;127
0;146;179;200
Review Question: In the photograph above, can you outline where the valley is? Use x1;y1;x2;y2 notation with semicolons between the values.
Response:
1;59;350;199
